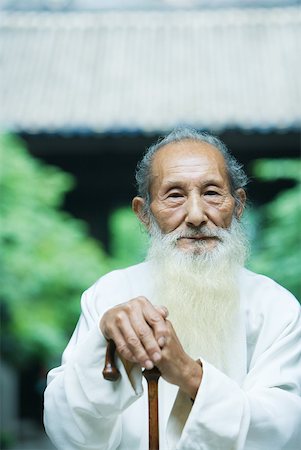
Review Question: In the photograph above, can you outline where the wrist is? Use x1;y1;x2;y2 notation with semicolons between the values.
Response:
179;358;203;400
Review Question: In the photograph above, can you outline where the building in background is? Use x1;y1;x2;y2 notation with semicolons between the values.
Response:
1;0;300;246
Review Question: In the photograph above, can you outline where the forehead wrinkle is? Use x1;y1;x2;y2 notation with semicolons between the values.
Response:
162;176;224;188
158;160;227;187
153;160;219;182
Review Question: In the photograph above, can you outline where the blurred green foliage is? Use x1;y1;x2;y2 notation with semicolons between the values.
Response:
0;134;109;367
109;207;148;269
247;159;301;299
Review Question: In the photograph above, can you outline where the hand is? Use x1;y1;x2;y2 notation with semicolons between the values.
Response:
100;297;168;370
156;320;203;400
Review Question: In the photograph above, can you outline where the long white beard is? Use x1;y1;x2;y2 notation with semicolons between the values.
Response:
147;218;248;377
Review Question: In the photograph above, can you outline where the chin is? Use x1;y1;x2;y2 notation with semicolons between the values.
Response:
177;241;217;254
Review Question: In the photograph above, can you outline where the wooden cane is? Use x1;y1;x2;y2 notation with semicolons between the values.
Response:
142;366;161;450
103;340;161;450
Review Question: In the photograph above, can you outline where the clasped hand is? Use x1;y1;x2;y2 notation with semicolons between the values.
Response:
100;297;203;398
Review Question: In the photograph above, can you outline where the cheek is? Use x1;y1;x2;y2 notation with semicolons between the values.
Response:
151;204;186;233
207;199;235;227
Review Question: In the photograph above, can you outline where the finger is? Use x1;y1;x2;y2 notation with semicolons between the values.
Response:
118;313;155;369
108;326;137;363
130;310;163;365
155;305;169;319
124;298;165;362
142;301;169;350
154;305;169;345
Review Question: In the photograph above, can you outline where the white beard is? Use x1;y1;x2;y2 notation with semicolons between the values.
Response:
147;218;248;377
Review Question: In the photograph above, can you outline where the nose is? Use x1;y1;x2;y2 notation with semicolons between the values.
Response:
185;194;208;228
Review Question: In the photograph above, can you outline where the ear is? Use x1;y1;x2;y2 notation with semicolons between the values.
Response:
234;188;246;219
132;196;150;228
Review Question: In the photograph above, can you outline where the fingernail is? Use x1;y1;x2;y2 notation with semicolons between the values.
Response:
144;360;154;370
152;352;161;363
158;337;165;348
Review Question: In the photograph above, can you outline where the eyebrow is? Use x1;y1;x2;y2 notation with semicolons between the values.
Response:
203;179;224;187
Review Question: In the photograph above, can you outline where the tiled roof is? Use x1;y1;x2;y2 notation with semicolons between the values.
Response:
0;7;300;134
1;0;300;12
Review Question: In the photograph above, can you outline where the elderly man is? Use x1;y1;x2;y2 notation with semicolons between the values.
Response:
44;128;301;450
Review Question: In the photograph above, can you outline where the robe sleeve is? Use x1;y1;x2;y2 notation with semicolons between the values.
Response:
176;293;301;450
44;288;143;450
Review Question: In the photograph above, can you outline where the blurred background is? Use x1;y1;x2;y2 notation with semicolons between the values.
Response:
0;0;300;448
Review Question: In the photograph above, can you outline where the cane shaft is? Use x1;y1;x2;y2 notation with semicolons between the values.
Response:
143;367;161;450
103;341;161;449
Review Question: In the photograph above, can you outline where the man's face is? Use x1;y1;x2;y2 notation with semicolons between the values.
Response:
146;139;243;252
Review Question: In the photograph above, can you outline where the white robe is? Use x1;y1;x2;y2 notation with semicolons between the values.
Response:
44;263;301;450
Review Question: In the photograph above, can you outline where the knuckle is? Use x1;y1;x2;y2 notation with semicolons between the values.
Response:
100;317;114;339
136;326;151;340
116;341;126;353
116;343;131;359
115;311;126;326
136;296;148;305
127;335;140;348
155;305;168;318
126;297;149;314
149;313;161;325
124;302;134;313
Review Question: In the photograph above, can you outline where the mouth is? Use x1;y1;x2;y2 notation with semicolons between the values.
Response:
177;236;220;242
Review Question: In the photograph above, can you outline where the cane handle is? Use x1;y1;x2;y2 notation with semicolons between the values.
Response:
102;339;121;381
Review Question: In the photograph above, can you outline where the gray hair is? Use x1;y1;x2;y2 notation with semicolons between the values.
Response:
135;128;248;212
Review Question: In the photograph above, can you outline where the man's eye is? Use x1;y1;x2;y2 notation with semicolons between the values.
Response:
168;192;183;198
205;191;219;196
